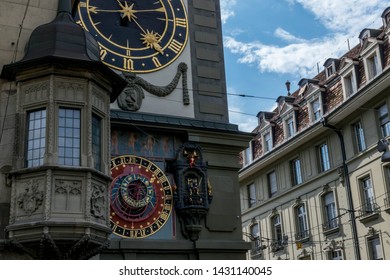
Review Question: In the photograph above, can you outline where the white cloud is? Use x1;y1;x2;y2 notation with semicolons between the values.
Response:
222;0;388;77
274;27;306;43
292;0;386;34
220;0;237;24
224;34;347;77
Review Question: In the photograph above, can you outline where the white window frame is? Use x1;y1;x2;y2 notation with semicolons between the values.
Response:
291;158;303;185
285;116;295;138
318;143;331;172
267;171;277;198
247;183;257;208
378;103;390;138
363;47;382;81
263;131;272;152
353;121;366;152
368;235;383;260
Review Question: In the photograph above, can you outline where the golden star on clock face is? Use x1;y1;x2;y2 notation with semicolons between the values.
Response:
76;0;188;73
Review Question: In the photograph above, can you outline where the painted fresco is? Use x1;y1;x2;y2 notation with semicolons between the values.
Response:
111;129;178;159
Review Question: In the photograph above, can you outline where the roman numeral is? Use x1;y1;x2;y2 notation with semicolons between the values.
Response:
168;39;183;54
175;18;187;28
123;58;134;70
152;57;162;67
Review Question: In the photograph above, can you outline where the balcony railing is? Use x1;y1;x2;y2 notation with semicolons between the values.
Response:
295;230;310;242
322;219;339;234
384;193;390;214
359;201;380;222
250;239;264;256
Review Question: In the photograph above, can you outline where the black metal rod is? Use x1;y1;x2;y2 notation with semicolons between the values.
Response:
322;119;361;260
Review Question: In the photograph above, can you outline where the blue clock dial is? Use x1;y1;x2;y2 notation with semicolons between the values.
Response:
76;0;188;73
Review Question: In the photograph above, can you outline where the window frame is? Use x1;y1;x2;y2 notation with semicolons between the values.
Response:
285;116;295;138
267;171;277;198
58;107;81;166
92;113;102;171
318;143;331;172
291;158;303;186
295;204;309;240
323;192;338;231
247;183;257;208
25;108;47;168
264;131;272;152
353;121;366;152
377;103;390;138
367;235;383;260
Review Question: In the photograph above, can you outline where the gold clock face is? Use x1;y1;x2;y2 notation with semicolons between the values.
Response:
110;155;173;238
76;0;189;73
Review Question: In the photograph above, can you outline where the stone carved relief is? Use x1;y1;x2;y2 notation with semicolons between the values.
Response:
23;82;49;104
118;62;189;111
55;180;82;195
90;184;106;218
17;179;44;216
54;180;82;212
57;81;84;102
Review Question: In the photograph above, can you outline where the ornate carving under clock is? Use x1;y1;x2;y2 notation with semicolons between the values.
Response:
173;142;213;241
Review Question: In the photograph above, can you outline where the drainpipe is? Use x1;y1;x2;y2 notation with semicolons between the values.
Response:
321;118;361;260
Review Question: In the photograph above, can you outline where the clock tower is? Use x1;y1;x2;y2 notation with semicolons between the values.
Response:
0;0;252;260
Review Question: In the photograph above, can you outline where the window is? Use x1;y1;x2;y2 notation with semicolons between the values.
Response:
353;121;366;152
368;236;383;260
291;158;302;185
286;117;295;138
366;53;380;80
247;183;257;208
267;171;277;197
26;109;46;167
296;204;309;240
318;143;330;172
378;104;390;137
328;250;343;260
312;98;321;121
250;223;262;255
92;114;102;170
323;192;338;231
244;144;252;166
360;176;375;213
343;72;357;97
58;108;81;166
264;132;272;152
272;214;282;243
326;64;334;78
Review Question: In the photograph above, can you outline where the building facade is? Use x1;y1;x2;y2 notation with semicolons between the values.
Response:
0;0;252;259
240;7;390;260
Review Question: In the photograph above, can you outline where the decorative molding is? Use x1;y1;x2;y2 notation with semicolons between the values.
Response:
117;62;189;111
17;179;44;216
90;183;106;219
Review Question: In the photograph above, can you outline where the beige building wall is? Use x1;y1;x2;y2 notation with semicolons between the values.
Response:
239;7;390;260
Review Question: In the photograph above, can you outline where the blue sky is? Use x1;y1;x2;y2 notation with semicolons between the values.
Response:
221;0;389;132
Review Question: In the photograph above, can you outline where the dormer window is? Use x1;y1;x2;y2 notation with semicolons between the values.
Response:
339;57;359;99
326;64;335;77
285;116;295;138
323;58;340;80
264;131;272;152
365;52;381;80
312;98;322;121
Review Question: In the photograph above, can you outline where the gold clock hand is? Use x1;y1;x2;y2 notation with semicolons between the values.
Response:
141;30;163;54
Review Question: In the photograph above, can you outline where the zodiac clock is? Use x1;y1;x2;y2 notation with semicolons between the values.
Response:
110;155;173;238
76;0;189;73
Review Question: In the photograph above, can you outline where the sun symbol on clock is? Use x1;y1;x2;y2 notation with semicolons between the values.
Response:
141;30;163;54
